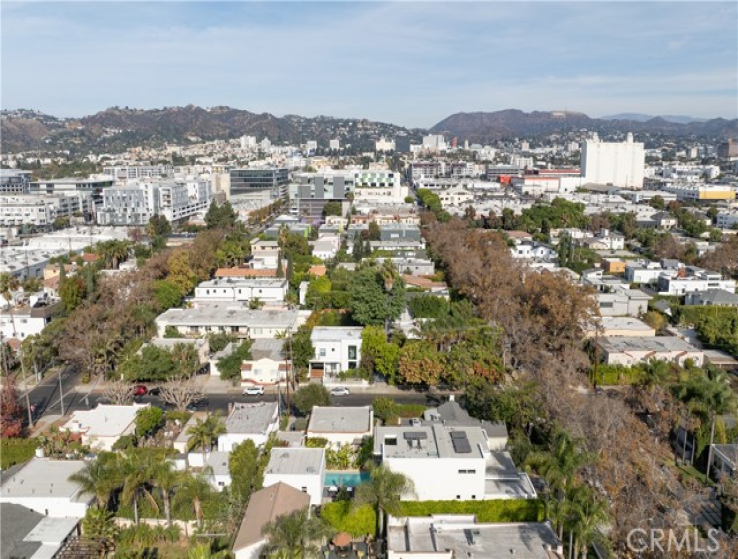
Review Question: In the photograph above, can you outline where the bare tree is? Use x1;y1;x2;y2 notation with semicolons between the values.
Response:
102;378;133;405
159;376;205;412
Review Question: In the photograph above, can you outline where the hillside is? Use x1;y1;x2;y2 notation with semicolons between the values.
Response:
431;110;738;142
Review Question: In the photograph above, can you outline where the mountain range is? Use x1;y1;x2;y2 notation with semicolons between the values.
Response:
1;106;736;153
599;113;708;124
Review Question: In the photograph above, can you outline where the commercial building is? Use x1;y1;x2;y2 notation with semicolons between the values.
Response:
0;169;32;194
0;193;93;228
581;133;645;189
288;170;354;220
102;164;173;181
717;139;738;159
97;178;212;226
230;168;289;201
375;137;396;152
218;402;279;452
29;176;115;204
660;184;736;202
353;170;408;205
262;448;326;506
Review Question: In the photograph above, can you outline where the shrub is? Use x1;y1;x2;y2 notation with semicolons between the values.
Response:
321;501;376;537
398;499;544;522
0;438;38;469
306;437;328;448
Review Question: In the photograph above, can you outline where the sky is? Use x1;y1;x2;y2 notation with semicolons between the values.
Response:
2;1;737;128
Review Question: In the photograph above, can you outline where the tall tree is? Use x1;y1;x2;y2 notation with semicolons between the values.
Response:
0;376;24;437
262;508;331;559
187;413;226;463
355;464;414;537
229;439;262;504
68;453;121;509
348;262;406;327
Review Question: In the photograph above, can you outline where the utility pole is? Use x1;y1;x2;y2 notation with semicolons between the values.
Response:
706;414;716;481
58;368;65;416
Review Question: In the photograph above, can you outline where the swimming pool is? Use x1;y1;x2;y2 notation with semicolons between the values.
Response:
324;471;370;487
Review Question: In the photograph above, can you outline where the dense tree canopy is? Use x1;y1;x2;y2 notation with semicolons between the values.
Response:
348;261;406;326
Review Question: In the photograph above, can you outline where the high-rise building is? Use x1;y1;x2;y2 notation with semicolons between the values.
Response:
229;167;289;201
581;133;645;189
329;139;340;150
717;139;738;159
103;165;173;181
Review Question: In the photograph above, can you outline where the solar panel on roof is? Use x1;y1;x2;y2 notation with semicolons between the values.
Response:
451;437;472;453
403;431;428;441
450;431;466;439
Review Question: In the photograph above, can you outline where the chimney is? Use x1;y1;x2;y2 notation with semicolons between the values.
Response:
448;394;455;402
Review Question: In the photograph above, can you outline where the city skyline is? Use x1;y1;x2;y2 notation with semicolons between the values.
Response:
2;1;737;128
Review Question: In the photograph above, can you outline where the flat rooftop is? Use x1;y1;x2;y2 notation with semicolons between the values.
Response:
596;316;655;333
249;338;286;362
598;336;701;354
0;458;89;502
62;403;148;437
264;448;325;476
310;326;363;342
225;402;278;434
388;517;562;558
197;278;287;289
308;406;372;435
157;305;299;328
375;424;488;459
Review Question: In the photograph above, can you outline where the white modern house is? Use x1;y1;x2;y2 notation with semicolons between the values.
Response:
307;406;374;447
374;420;536;501
308;326;363;383
0;458;93;518
193;278;288;305
61;403;149;451
262;447;326;506
218;402;279;452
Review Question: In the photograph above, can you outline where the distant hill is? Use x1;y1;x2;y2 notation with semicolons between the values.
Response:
601;113;708;124
431;109;737;142
0;105;418;153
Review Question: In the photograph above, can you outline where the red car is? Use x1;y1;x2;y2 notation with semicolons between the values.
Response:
133;385;148;396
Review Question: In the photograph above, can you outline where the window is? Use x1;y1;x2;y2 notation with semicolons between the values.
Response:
385;436;397;446
348;345;357;360
319;348;326;357
301;487;307;493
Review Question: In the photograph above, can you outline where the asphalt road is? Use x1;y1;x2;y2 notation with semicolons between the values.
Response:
23;364;84;422
28;385;433;419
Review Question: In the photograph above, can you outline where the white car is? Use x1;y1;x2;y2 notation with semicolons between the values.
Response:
330;387;350;396
243;385;265;396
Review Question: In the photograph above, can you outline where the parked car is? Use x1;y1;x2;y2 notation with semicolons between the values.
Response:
330;387;350;396
243;385;265;396
186;399;209;412
133;385;148;396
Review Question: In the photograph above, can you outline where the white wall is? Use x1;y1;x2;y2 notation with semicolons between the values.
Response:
263;472;323;506
384;456;486;501
0;496;89;518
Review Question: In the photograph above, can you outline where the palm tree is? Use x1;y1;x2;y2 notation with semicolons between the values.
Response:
355;464;414;538
187;413;226;465
81;506;119;554
68;454;120;509
119;450;156;525
149;460;179;527
379;259;399;338
569;486;610;559
173;472;212;528
188;543;231;559
262;508;330;559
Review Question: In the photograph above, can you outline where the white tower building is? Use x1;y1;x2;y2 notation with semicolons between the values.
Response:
581;133;645;189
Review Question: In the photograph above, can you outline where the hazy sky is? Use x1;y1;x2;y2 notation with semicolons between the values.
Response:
2;1;736;128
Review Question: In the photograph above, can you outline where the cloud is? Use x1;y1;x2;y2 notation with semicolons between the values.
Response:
1;1;736;126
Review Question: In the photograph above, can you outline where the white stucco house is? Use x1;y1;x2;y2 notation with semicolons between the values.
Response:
61;403;149;451
218;402;279;452
306;406;374;447
308;326;363;383
241;338;290;385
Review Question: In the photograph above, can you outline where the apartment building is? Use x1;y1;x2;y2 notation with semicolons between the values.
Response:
0;169;32;194
193;278;288;304
230;168;289;201
0;193;93;227
102;164;173;181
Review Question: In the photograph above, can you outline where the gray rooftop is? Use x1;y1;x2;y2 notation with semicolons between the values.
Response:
308;406;373;435
205;451;231;477
310;326;364;342
0;458;89;502
264;448;325;476
388;517;562;558
197;278;288;289
249;338;286;362
157;305;299;328
375;424;488;459
0;503;44;559
423;400;508;440
598;336;701;354
225;402;279;434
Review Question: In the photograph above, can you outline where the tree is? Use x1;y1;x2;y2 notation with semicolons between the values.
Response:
322;201;342;217
649;195;665;210
288;326;314;379
149;460;178;527
348;262;406;327
119;450;155;525
159;377;205;411
152;280;183;311
81;507;119;552
262;507;331;559
68;453;121;509
360;325;399;380
188;543;230;559
173;472;213;528
229;439;262;504
216;339;252;384
147;214;172;239
355;464;414;537
208;332;236;353
166;250;197;295
0;378;23;437
59;275;87;312
569;486;610;559
121;345;178;382
135;406;164;438
367;221;381;241
204;200;237;230
187;413;226;463
102;379;134;405
292;384;331;416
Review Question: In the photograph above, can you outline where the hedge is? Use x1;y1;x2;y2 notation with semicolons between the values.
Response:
593;365;644;386
1;438;38;469
398;499;544;523
396;404;427;418
321;502;376;537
